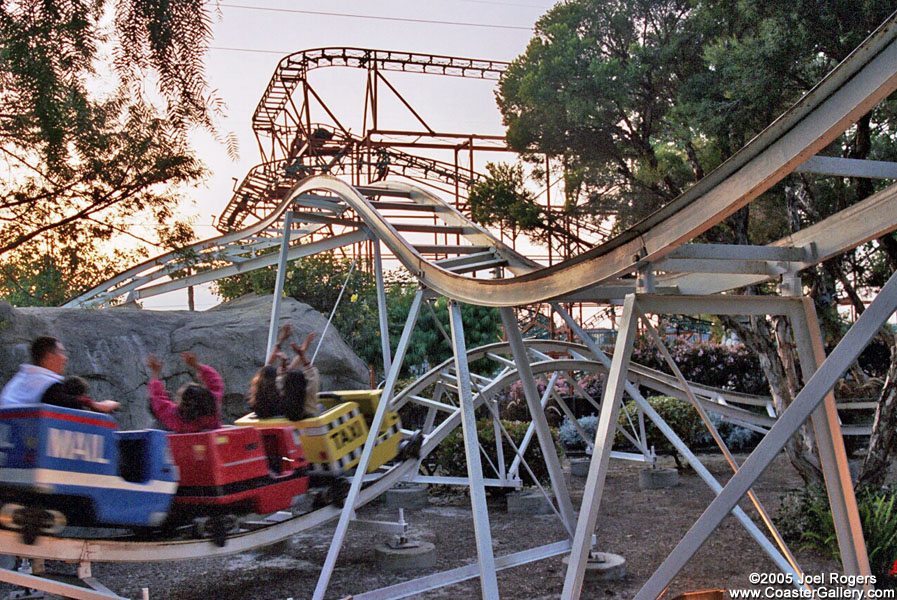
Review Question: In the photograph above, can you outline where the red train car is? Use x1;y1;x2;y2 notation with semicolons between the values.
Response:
167;426;308;544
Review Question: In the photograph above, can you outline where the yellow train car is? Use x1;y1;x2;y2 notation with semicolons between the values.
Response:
236;390;405;475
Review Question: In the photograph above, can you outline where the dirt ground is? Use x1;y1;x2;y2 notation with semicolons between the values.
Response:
1;452;847;600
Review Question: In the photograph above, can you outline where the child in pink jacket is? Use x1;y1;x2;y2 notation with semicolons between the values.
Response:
145;352;223;433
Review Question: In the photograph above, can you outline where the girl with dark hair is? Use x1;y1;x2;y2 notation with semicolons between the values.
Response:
145;352;223;433
248;323;319;421
249;365;281;418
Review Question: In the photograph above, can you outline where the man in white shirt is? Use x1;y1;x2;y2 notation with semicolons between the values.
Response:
0;336;118;412
0;336;67;406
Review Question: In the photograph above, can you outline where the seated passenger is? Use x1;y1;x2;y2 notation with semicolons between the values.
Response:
146;351;223;433
248;323;320;421
0;336;118;413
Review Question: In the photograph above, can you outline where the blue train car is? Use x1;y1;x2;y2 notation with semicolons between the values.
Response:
0;404;178;541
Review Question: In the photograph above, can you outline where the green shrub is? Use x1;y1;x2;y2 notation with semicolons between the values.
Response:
431;419;559;487
615;396;707;455
776;486;897;589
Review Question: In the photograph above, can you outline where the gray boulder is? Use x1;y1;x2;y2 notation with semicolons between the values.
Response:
0;295;370;429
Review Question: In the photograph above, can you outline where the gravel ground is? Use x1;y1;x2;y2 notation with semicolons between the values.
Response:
0;453;843;599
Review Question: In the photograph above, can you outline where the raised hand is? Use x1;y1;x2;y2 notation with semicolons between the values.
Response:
291;332;316;367
145;355;163;378
277;322;293;345
292;332;316;356
92;400;121;414
181;351;200;370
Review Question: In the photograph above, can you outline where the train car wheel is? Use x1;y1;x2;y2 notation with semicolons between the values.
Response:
209;515;235;547
329;477;350;508
21;523;38;546
398;431;423;461
191;517;209;540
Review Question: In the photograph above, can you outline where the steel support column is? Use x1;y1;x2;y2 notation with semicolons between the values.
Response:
373;238;392;374
500;307;576;532
561;293;639;600
790;298;869;577
634;268;897;599
312;289;426;600
449;300;500;599
265;210;294;359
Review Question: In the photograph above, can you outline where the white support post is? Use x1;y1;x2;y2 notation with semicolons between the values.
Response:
636;404;649;461
312;289;426;600
790;298;870;577
413;382;444;476
449;300;500;599
500;308;577;533
493;408;506;480
373;238;392;375
634;269;897;600
562;294;639;600
265;210;294;359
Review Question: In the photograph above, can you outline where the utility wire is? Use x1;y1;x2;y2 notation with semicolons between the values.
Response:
210;46;286;55
452;0;549;7
217;4;534;31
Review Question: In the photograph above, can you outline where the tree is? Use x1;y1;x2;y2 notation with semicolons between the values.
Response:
0;0;224;305
469;163;541;235
499;0;897;486
469;162;590;250
497;0;709;235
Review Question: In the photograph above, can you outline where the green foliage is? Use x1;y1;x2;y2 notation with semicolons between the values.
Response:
777;486;897;588
468;162;542;237
432;419;558;487
0;245;146;307
615;396;707;455
397;296;503;378
498;0;707;230
498;0;897;254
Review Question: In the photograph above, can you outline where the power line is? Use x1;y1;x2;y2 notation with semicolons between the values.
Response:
217;4;534;31
453;0;549;7
210;46;286;55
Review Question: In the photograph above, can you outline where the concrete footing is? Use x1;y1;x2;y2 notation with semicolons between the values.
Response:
506;491;553;515
374;541;437;571
561;552;627;581
639;467;679;490
382;484;429;509
569;458;591;478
